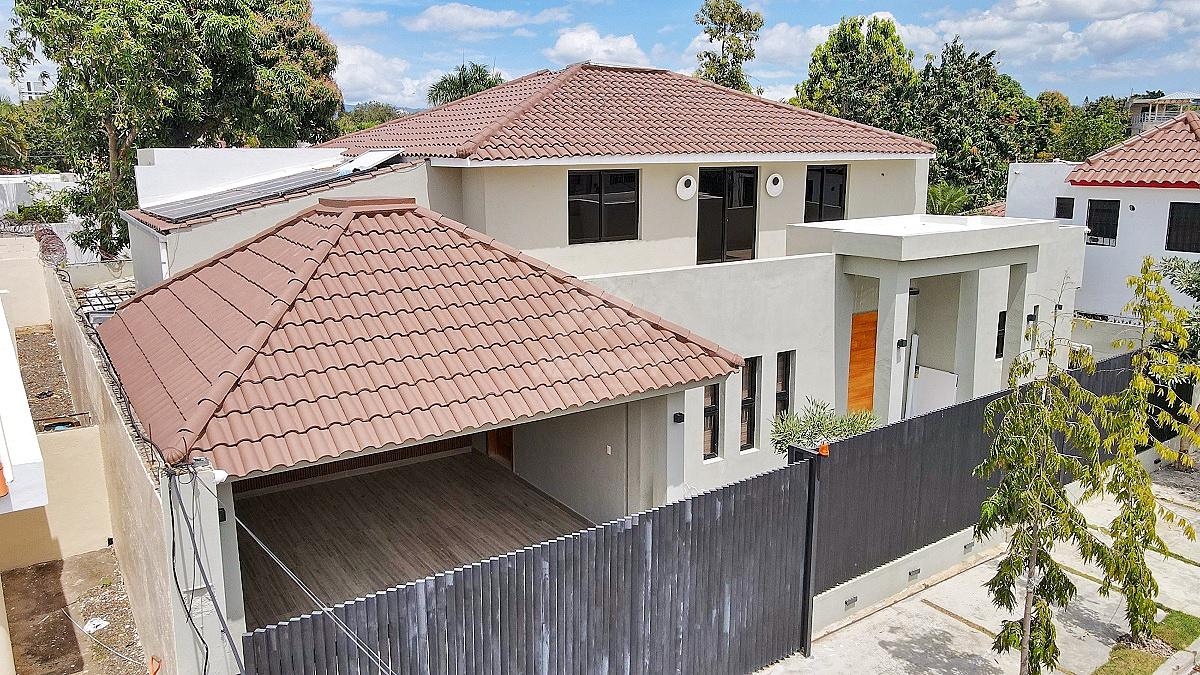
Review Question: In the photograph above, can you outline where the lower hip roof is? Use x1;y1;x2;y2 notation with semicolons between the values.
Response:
100;197;741;477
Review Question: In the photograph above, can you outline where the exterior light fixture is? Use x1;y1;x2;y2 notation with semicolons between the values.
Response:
765;173;784;197
672;412;685;423
676;175;697;200
897;338;908;348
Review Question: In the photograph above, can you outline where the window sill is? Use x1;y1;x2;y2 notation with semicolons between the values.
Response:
702;454;723;464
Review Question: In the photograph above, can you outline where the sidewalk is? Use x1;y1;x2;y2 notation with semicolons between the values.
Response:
767;466;1200;675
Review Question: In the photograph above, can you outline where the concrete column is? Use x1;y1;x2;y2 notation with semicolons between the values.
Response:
216;481;246;640
832;270;855;413
873;269;911;423
161;461;242;675
664;389;688;503
1002;263;1030;380
954;266;1011;401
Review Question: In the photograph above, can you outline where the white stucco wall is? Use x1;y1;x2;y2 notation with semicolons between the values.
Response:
134;148;347;207
586;254;838;496
133;163;444;288
460;159;927;278
1007;161;1200;316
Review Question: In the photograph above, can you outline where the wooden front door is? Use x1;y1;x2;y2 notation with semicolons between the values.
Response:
848;311;878;412
486;427;514;468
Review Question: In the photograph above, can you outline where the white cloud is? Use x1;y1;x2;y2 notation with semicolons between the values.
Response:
543;24;649;66
757;83;795;102
333;8;389;28
997;0;1157;22
934;11;1083;65
511;27;536;38
1080;11;1183;59
409;3;569;33
334;44;440;108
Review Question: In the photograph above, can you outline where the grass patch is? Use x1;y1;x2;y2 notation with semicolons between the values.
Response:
1154;610;1200;650
1092;645;1166;675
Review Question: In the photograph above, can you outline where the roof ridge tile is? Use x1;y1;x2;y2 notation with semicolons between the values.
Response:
454;63;587;159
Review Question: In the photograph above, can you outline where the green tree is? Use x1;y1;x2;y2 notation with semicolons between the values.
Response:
791;15;917;133
769;397;877;454
336;101;405;135
693;0;763;93
11;96;71;172
0;100;28;171
926;182;971;214
913;39;1043;208
1053;96;1128;161
427;62;505;107
3;0;205;258
1099;258;1199;640
976;297;1111;675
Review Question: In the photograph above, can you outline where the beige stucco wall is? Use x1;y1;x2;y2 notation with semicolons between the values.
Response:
909;274;961;373
137;162;451;289
44;265;177;673
0;426;111;571
0;238;50;329
460;158;927;278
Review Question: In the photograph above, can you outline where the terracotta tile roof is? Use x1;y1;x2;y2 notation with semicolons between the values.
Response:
1066;112;1200;188
99;197;741;477
965;201;1006;216
319;63;934;160
124;161;421;233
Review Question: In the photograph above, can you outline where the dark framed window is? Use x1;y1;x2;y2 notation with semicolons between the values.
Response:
775;351;793;416
697;167;758;264
702;384;720;460
1054;197;1075;220
804;165;847;222
740;357;760;450
1085;199;1120;246
995;311;1007;360
568;170;639;244
1165;202;1200;253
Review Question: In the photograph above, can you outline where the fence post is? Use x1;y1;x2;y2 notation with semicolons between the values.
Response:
788;445;824;658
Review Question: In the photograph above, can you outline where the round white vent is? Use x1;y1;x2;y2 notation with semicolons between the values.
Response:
765;173;784;197
676;175;697;200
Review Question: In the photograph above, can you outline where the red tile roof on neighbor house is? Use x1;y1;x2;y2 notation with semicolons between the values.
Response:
99;197;741;477
1067;111;1200;189
319;63;935;160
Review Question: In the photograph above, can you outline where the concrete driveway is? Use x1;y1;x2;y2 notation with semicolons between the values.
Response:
766;466;1200;675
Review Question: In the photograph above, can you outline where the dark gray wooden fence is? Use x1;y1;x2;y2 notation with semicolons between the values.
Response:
243;458;817;674
813;351;1135;594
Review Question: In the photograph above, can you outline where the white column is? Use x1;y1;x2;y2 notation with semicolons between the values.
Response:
954;266;1011;401
663;389;688;503
873;269;911;423
161;460;243;675
832;271;855;413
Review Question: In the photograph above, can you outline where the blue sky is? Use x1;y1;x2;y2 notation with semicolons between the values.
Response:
2;0;1197;108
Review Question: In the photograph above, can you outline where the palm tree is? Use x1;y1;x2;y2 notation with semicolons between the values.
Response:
926;182;971;215
427;62;505;107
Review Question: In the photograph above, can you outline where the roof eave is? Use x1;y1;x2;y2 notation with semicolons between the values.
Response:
429;151;935;168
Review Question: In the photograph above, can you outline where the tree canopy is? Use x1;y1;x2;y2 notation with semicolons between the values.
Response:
427;62;505;107
693;0;763;93
336;101;406;136
1052;96;1129;161
791;15;917;133
1;0;341;257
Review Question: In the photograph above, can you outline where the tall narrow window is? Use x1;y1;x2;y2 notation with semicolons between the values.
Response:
696;166;759;264
804;165;847;222
1085;199;1120;246
568;170;639;244
1055;197;1075;220
995;311;1007;359
702;384;720;460
776;351;793;416
740;357;760;450
1165;202;1200;253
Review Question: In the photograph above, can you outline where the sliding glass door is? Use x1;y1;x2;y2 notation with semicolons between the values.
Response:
697;166;758;264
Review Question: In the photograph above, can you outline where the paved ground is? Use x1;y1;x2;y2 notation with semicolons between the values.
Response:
767;466;1200;675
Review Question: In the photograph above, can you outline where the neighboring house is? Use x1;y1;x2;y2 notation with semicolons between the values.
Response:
1007;111;1200;353
1129;91;1200;136
16;79;48;103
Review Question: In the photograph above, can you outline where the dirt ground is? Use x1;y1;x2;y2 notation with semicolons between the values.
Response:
1156;462;1200;504
14;323;74;422
2;548;144;675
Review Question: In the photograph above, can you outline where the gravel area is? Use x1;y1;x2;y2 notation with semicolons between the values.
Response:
13;323;74;421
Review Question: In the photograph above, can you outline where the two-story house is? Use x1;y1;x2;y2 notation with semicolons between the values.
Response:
103;65;1086;649
1007;111;1200;356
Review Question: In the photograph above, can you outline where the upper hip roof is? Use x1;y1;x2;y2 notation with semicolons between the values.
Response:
99;197;742;477
319;63;935;160
1066;111;1200;189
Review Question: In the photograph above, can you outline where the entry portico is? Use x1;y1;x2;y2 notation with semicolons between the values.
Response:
789;214;1085;422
